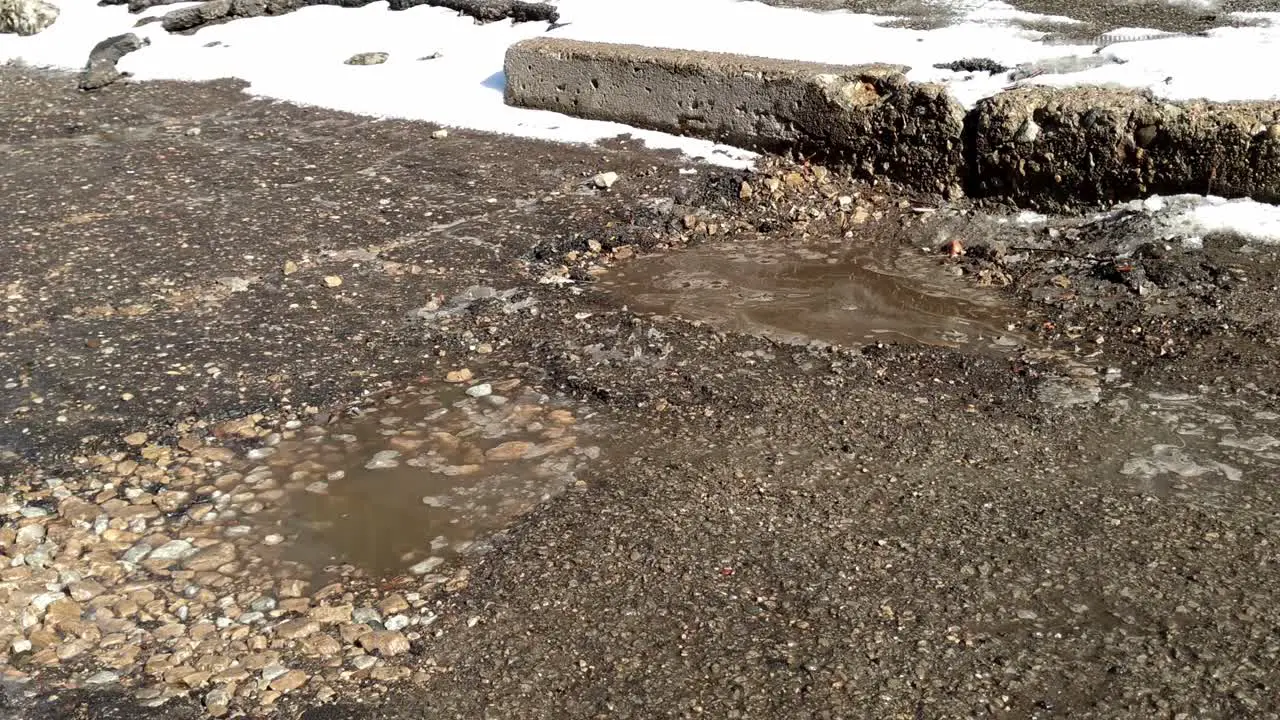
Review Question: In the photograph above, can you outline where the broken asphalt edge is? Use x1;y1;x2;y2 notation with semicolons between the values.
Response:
504;37;1280;212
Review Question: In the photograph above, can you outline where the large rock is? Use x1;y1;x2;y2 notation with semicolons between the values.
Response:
386;0;557;23
504;38;966;196
0;0;59;36
80;34;150;91
968;87;1280;211
161;0;306;33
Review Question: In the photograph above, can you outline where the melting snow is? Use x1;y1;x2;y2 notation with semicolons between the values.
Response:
1;0;1277;225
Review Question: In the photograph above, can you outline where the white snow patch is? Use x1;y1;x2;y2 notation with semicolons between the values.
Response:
1117;195;1280;246
1023;15;1280;102
1176;196;1280;244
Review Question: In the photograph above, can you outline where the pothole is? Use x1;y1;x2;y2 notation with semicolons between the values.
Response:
596;232;1025;354
1098;386;1280;507
251;377;602;581
0;372;610;712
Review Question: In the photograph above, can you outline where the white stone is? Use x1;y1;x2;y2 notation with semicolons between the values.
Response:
31;591;65;612
16;523;46;544
365;450;401;469
0;0;58;37
408;556;444;575
149;539;194;561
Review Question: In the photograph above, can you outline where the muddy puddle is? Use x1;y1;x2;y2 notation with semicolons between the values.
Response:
236;377;604;582
1083;382;1280;510
598;234;1023;353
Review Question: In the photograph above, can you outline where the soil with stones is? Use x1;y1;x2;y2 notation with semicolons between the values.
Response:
3;64;1280;720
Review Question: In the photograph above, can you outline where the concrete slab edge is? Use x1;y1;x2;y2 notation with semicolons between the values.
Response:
504;37;1280;211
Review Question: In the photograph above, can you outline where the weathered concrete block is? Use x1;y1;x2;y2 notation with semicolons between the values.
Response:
969;87;1280;211
504;38;966;195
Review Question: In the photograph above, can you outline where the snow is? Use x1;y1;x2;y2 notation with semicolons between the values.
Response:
1;0;1277;232
3;0;1279;164
1141;195;1280;245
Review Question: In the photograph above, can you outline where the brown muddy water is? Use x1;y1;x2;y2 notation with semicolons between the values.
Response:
240;378;604;582
239;233;1028;581
598;233;1025;353
233;231;1272;584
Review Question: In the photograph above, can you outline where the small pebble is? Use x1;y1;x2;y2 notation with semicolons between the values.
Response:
365;450;401;469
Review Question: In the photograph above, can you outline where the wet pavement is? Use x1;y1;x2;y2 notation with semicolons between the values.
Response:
5;64;1280;719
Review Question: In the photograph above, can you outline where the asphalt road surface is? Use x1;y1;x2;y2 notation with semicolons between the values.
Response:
3;63;1280;720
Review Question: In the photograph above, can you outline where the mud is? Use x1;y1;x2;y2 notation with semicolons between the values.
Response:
599;232;1022;353
4;65;1280;719
262;379;598;578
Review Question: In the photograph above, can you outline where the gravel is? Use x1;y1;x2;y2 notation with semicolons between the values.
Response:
4;62;1280;720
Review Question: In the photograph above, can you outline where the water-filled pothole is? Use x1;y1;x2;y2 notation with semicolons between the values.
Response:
1093;385;1280;510
598;234;1024;353
244;377;603;581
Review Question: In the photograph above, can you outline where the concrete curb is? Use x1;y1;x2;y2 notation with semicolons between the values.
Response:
969;88;1280;211
504;38;967;197
504;38;1280;209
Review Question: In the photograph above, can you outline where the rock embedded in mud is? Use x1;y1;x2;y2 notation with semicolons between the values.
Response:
310;604;353;624
274;618;320;639
593;171;618;189
408;556;444;574
203;687;231;716
485;440;533;461
445;368;474;383
345;52;389;66
182;541;237;571
269;669;309;692
357;629;410;656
